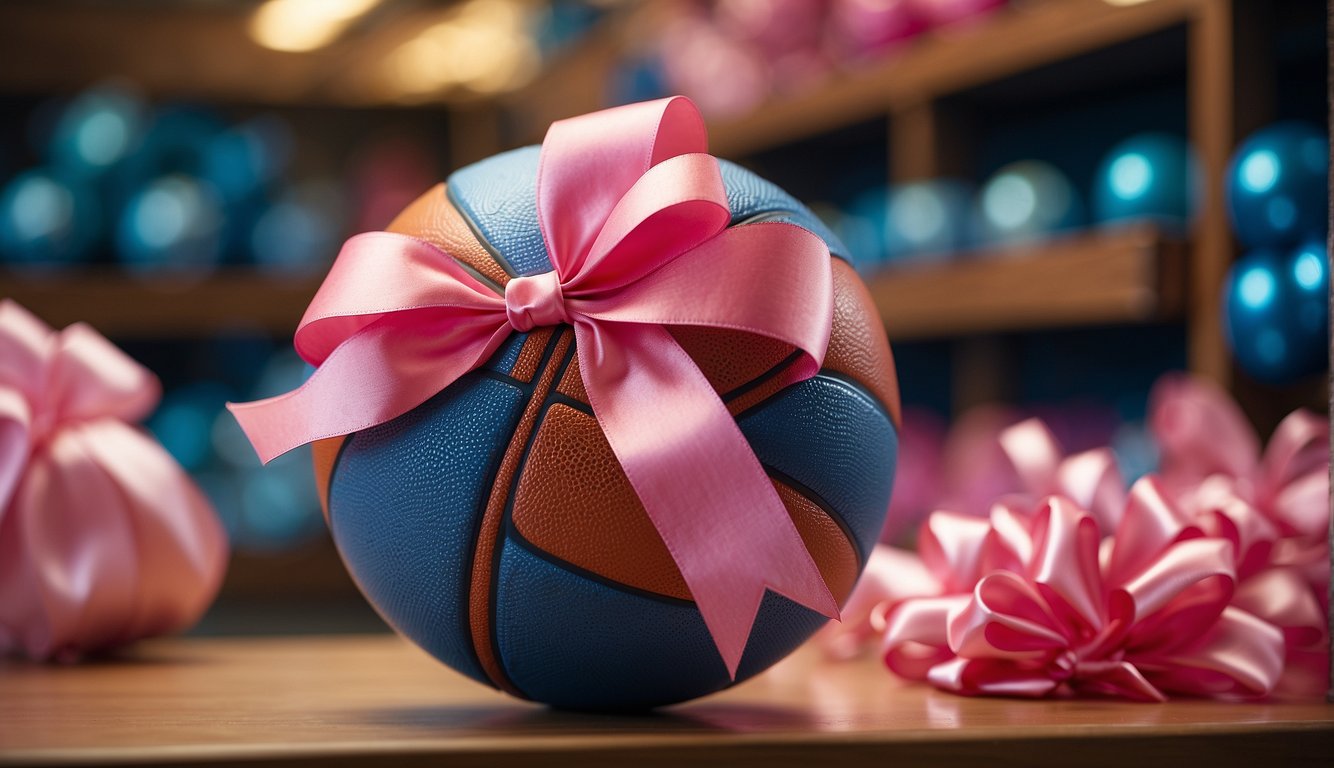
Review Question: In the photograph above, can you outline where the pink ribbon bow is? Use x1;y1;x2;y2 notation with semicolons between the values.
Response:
228;96;838;676
0;300;227;661
881;486;1286;701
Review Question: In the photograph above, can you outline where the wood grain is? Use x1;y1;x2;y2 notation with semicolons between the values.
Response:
0;634;1329;768
866;225;1186;341
0;270;320;338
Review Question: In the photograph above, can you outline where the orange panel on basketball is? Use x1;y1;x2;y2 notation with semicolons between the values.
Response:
824;259;901;428
311;435;346;521
511;403;861;603
388;183;510;288
669;326;795;396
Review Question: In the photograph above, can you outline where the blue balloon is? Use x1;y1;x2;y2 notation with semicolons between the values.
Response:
49;85;146;178
845;186;890;264
1223;240;1329;383
115;173;225;273
148;382;233;472
202;115;292;205
885;179;971;261
975;160;1082;246
1226;122;1328;247
1093;133;1198;230
250;181;340;274
0;169;100;267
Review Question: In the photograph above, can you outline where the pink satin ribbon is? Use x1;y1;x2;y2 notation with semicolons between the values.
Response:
1149;374;1329;694
882;487;1286;701
0;300;227;661
228;96;838;676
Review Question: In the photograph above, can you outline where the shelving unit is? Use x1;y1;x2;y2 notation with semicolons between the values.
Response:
0;269;322;337
870;225;1186;341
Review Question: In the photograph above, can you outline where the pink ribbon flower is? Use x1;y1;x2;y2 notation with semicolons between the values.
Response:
880;486;1286;701
229;96;839;677
0;300;227;662
817;415;1124;660
1150;374;1329;694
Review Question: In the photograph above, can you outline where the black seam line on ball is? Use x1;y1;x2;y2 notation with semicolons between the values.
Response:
452;258;504;295
720;349;804;403
731;370;892;428
763;467;865;570
505;522;697;608
473;328;568;697
445;184;521;279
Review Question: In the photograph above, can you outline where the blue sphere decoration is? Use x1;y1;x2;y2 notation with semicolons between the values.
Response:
49;85;145;178
885;179;971;262
1223;240;1329;383
845;186;891;265
0;169;100;267
115;173;225;273
975;160;1082;246
1226;122;1328;247
1093;133;1198;229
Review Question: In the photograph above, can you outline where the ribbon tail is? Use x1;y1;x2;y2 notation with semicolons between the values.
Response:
229;313;510;463
577;321;836;678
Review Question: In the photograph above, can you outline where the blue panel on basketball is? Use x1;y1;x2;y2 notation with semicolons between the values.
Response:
739;374;897;561
717;159;849;261
327;373;526;685
483;331;528;374
493;536;832;710
447;146;550;277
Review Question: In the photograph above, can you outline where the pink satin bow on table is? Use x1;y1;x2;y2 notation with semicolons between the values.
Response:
0;300;227;661
1149;374;1329;695
881;485;1286;701
816;415;1125;659
229;96;839;677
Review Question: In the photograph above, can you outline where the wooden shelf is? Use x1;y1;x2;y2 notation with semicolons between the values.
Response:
507;0;1212;157
0;269;320;337
868;225;1187;341
2;634;1330;767
706;0;1210;157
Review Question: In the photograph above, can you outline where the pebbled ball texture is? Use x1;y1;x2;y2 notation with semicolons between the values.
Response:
313;149;901;710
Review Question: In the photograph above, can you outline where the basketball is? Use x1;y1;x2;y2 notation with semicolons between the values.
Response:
311;148;901;710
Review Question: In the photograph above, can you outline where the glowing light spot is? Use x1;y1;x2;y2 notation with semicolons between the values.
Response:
75;110;130;167
1293;249;1325;290
984;173;1037;231
9;175;73;241
1109;153;1153;200
1237;266;1275;310
250;0;382;53
1240;150;1279;193
892;186;946;245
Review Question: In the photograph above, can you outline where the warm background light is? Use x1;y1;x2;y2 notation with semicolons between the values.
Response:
249;0;382;53
381;0;539;101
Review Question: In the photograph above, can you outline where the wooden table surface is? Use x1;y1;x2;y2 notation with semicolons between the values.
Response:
1;634;1330;767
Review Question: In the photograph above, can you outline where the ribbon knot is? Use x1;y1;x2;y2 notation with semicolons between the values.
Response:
505;271;568;332
228;97;840;678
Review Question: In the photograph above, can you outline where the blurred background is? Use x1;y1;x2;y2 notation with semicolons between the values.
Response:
0;0;1326;633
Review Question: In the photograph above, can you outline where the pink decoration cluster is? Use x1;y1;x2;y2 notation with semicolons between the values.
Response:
0;301;228;661
822;374;1328;701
